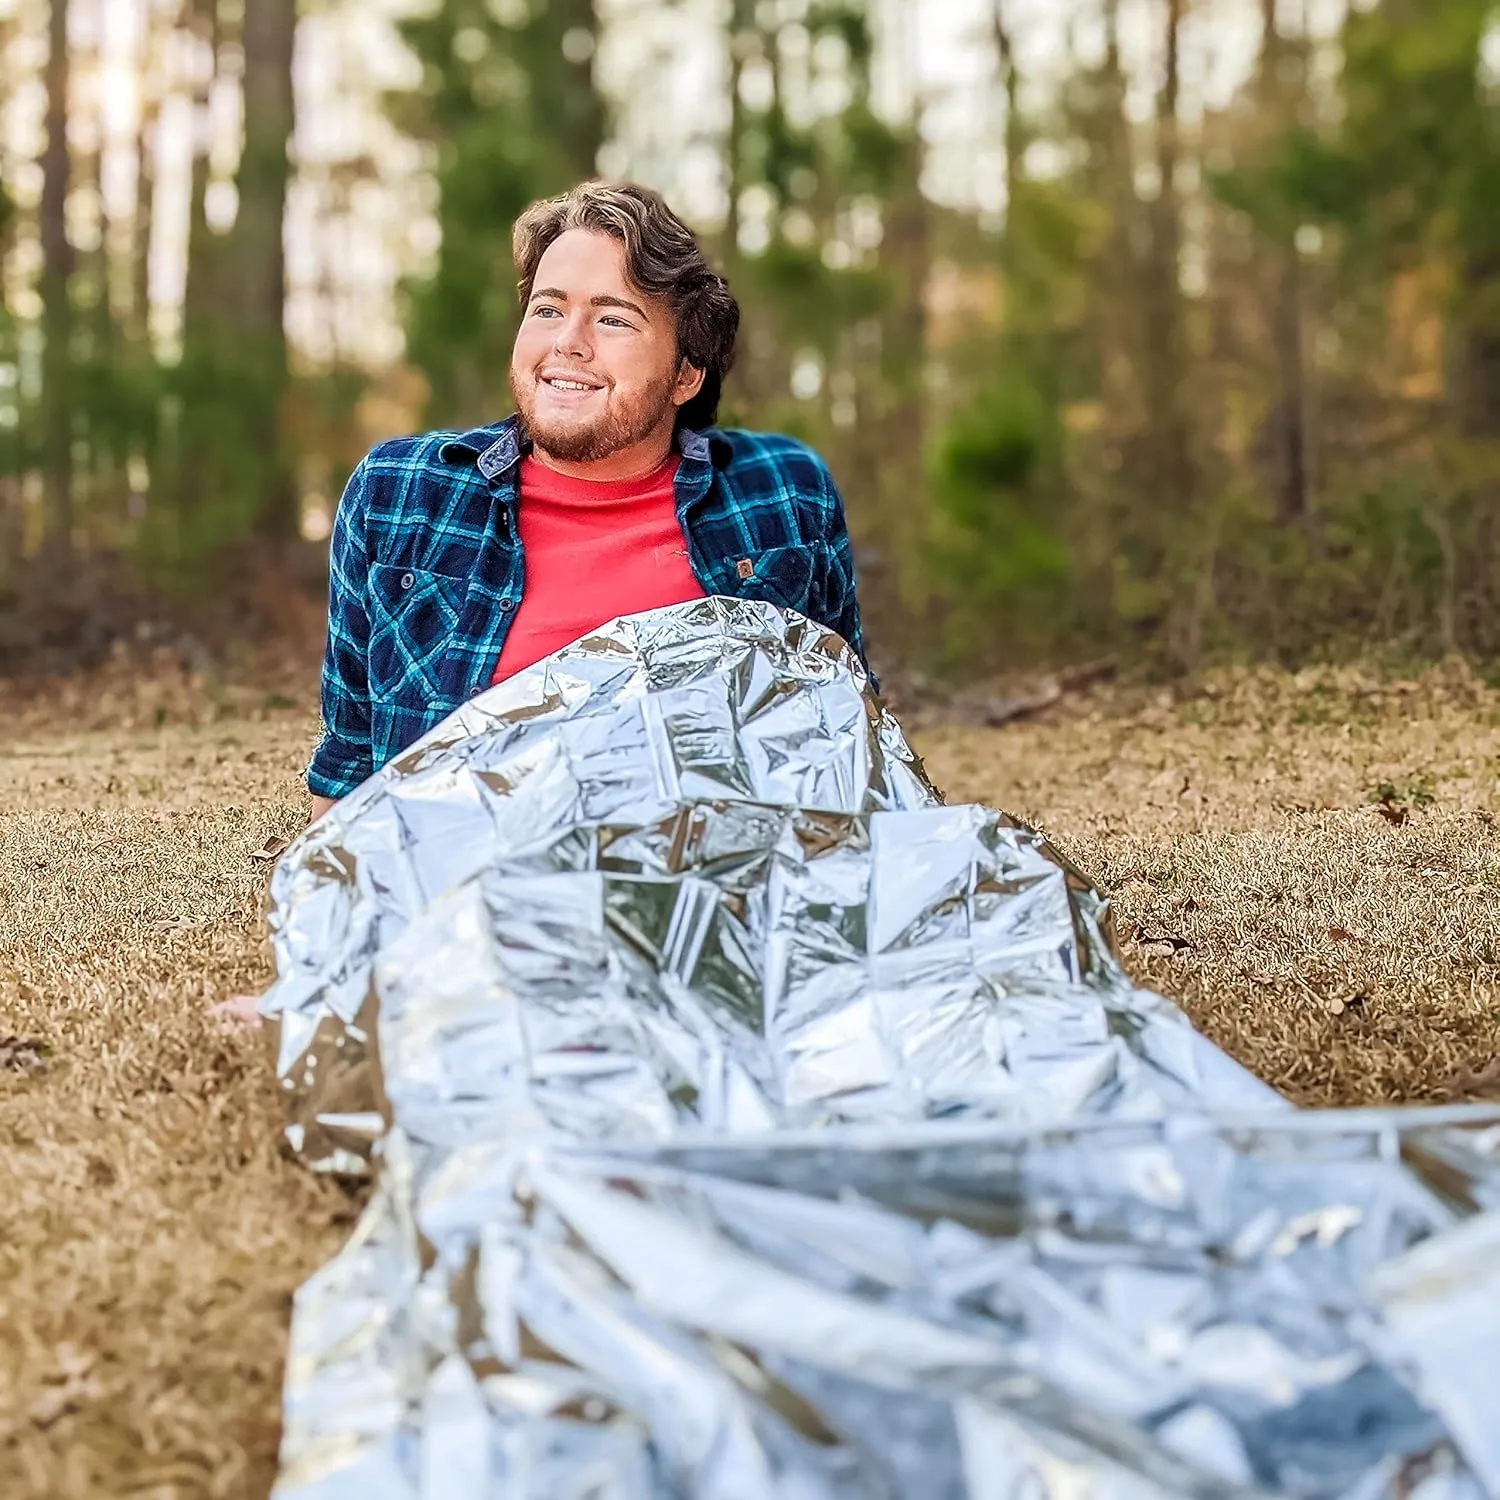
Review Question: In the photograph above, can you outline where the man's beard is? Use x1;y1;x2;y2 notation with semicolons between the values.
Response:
510;364;678;464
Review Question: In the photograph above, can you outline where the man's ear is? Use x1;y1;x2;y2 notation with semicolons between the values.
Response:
672;360;707;407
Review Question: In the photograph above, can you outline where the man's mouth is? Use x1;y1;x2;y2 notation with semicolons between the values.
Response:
540;372;605;395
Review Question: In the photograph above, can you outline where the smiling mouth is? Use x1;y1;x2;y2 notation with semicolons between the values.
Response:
541;376;604;394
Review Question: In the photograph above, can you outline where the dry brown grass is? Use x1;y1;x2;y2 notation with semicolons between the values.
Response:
2;657;1499;1496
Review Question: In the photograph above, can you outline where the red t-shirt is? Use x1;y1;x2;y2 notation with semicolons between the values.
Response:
490;453;706;684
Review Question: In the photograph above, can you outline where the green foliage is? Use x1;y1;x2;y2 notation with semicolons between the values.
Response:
395;0;603;425
11;0;1500;677
926;371;1071;664
1212;1;1500;280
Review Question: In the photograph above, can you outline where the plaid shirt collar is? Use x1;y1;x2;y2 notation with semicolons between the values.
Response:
434;414;719;486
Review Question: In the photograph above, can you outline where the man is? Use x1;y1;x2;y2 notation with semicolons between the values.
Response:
305;180;871;821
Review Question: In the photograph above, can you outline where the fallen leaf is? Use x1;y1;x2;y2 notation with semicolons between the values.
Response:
1326;926;1357;943
251;835;289;863
0;1035;50;1074
1325;993;1369;1018
1375;803;1408;826
1132;925;1194;953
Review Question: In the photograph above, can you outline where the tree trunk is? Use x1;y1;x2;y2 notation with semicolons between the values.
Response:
39;0;74;561
133;84;156;342
165;0;221;537
1092;0;1138;421
878;0;930;615
233;0;297;540
1261;0;1312;520
79;36;112;526
723;0;755;267
1146;0;1208;665
1270;247;1310;518
180;0;219;358
993;0;1023;194
1144;0;1192;512
1457;247;1500;440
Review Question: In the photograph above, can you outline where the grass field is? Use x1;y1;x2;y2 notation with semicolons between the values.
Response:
2;654;1499;1497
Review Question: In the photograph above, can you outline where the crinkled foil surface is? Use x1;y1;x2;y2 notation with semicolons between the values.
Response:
263;599;1500;1499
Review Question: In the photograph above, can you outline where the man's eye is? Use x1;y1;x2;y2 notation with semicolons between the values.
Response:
600;316;631;329
534;305;560;318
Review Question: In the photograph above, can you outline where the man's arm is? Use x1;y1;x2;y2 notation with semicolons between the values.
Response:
309;795;338;825
307;458;377;801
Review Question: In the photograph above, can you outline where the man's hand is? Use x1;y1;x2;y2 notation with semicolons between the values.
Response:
310;795;338;825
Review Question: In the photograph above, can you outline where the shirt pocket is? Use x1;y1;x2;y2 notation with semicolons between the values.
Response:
721;543;825;617
366;563;468;701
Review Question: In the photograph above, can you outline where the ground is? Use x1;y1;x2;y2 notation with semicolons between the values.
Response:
2;653;1498;1497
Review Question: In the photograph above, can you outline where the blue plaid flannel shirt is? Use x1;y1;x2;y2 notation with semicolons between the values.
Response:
308;415;871;798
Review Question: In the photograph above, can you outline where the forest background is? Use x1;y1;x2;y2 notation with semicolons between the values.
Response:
2;0;1499;684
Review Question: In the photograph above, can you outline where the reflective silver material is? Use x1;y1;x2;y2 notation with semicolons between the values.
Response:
263;598;934;1174
264;601;1500;1499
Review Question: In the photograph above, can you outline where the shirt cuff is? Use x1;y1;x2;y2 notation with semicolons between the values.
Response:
306;739;371;801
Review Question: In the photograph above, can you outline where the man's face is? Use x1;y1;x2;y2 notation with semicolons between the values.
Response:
509;229;703;465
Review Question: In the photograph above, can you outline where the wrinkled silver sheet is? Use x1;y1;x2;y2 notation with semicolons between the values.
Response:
264;599;1500;1499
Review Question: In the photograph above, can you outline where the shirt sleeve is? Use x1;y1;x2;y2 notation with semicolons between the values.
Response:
307;458;375;799
817;465;878;693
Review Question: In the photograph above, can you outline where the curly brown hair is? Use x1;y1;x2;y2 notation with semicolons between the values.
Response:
513;182;740;432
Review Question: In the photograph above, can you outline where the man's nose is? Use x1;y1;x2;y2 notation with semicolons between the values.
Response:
552;310;593;360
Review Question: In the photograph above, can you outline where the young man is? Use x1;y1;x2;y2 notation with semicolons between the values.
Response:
305;180;870;821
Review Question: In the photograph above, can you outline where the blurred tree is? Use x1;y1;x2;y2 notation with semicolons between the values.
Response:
161;0;297;566
39;0;73;562
1210;0;1500;654
714;0;920;621
230;0;297;538
1339;0;1500;435
1257;0;1312;524
1144;0;1193;510
1145;0;1208;667
392;0;606;424
872;4;931;613
181;0;221;358
925;8;1080;665
0;89;17;595
5;0;1500;675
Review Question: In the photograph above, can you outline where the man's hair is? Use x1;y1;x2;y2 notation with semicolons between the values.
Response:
513;181;740;432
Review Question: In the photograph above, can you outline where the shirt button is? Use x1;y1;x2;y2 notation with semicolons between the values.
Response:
400;571;415;590
499;597;516;612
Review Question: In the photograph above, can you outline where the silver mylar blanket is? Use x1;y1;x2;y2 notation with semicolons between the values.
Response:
262;599;1500;1500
